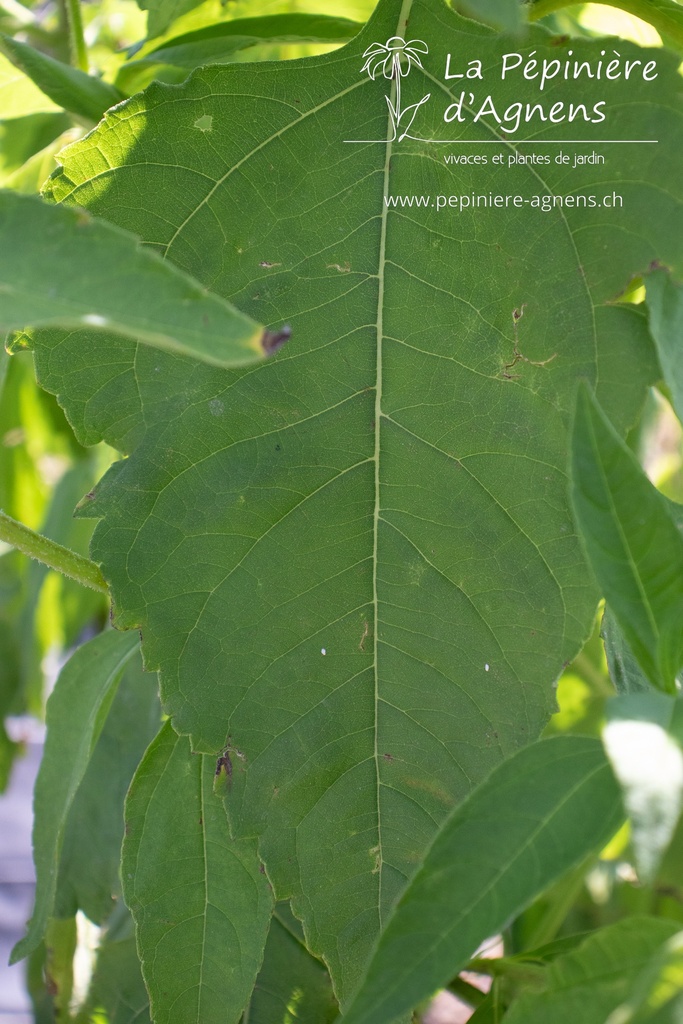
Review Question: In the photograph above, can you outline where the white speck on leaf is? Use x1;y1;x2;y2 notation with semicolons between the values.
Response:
83;314;107;327
321;648;326;656
485;663;490;672
209;399;224;417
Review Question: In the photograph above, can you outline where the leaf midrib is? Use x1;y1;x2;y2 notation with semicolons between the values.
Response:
374;0;416;926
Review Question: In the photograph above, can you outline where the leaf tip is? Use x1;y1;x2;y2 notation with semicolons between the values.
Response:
261;325;292;356
9;934;30;966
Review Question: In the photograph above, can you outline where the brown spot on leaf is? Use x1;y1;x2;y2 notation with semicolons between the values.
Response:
262;325;291;355
403;776;454;806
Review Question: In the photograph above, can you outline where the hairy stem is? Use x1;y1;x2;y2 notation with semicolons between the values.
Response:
64;0;88;71
0;510;108;594
529;0;683;49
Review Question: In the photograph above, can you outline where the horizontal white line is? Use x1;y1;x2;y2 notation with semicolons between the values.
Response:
344;139;658;144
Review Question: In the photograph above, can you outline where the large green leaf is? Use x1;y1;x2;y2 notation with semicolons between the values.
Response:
501;918;681;1024
11;628;140;964
23;0;682;1006
121;721;274;1024
340;735;623;1024
571;386;683;693
0;191;280;367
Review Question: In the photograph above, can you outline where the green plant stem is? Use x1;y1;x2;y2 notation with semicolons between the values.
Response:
528;0;683;49
446;976;488;1008
0;510;108;594
64;0;88;71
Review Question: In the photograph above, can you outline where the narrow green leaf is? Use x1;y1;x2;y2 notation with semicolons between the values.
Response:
3;126;83;194
467;993;497;1024
11;628;140;964
530;0;683;53
0;49;60;117
0;191;282;367
609;929;683;1024
0;110;71;184
502;918;681;1024
571;386;683;693
603;692;683;883
54;651;161;923
17;458;105;700
0;721;18;791
121;722;274;1024
0;582;21;790
26;941;55;1024
647;270;683;426
341;736;623;1024
77;904;150;1024
602;607;654;695
44;916;77;1018
468;931;590;977
594;304;660;437
247;909;339;1024
620;0;683;51
122;13;362;81
155;12;362;50
0;34;124;122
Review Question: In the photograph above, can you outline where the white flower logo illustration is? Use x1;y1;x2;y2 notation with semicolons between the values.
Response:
361;36;428;80
360;36;431;142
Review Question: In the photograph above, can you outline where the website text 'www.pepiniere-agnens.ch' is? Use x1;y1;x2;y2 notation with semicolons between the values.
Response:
384;192;624;212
